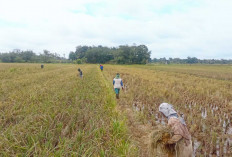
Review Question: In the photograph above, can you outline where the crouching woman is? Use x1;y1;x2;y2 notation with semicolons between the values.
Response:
159;103;193;157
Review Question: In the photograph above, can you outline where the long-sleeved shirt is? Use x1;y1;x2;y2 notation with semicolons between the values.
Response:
167;117;191;144
113;78;123;88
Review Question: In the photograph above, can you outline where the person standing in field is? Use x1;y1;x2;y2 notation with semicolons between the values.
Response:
113;73;123;99
100;64;103;71
41;64;44;69
159;103;193;157
77;68;83;79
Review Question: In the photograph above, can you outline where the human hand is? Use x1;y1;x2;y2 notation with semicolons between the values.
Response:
167;140;175;144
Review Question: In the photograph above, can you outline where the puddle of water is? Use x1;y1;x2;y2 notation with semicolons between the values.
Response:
227;126;232;135
224;138;230;155
133;104;140;112
211;108;214;115
222;120;228;133
124;85;128;93
141;105;144;111
132;101;145;112
132;101;231;155
132;102;139;111
155;113;160;123
227;126;232;144
149;109;155;116
184;103;192;110
201;108;207;119
216;139;220;156
201;123;206;132
193;139;201;156
161;115;166;125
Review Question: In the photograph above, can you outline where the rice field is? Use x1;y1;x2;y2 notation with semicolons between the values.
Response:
0;63;136;156
103;64;232;156
0;63;231;156
138;64;232;81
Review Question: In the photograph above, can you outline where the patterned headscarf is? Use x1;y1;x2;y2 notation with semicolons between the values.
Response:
115;73;120;79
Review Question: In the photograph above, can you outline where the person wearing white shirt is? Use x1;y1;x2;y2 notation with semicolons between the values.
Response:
113;73;123;99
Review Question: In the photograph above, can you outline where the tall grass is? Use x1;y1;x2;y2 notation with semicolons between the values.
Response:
0;63;136;156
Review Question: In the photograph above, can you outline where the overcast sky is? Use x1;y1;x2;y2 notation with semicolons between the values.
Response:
0;0;232;59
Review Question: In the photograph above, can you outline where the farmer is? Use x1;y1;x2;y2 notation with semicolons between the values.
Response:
77;68;83;79
113;73;123;99
159;103;193;157
100;64;103;71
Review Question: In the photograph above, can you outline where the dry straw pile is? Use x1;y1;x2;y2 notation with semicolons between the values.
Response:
149;125;176;157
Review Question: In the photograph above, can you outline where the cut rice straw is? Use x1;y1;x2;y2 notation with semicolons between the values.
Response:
149;125;176;157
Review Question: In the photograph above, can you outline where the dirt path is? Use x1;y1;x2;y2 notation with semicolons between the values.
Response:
117;98;154;157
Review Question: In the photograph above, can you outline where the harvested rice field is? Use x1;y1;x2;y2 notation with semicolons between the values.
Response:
0;63;231;156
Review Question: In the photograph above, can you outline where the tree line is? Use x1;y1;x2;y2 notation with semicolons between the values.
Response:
69;45;151;64
152;57;232;64
1;46;231;64
0;49;68;63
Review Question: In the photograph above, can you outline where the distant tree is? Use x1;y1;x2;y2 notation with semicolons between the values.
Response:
150;57;232;64
0;50;69;63
85;46;113;63
136;45;151;64
69;51;77;60
15;56;24;63
21;50;36;62
75;59;82;64
68;44;151;64
75;46;90;59
186;57;198;64
115;45;132;64
0;53;12;62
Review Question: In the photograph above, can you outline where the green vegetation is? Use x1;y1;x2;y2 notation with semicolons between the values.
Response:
0;63;231;156
0;63;136;156
1;46;231;65
69;45;151;64
151;57;232;64
0;50;68;63
0;45;151;64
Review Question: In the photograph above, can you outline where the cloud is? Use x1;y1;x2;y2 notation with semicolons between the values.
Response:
0;0;232;59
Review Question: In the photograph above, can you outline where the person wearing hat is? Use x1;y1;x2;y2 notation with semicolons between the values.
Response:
159;103;193;157
113;73;123;99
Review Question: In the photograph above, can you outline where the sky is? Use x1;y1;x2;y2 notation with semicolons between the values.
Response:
0;0;232;59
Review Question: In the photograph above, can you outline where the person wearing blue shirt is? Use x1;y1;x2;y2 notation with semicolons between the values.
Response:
100;65;103;71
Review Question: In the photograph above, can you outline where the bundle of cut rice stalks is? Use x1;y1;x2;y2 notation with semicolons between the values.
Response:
149;125;176;157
